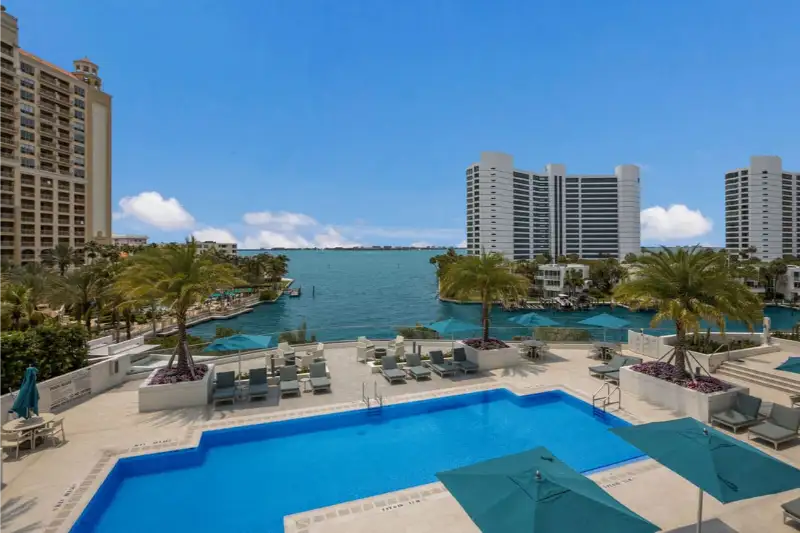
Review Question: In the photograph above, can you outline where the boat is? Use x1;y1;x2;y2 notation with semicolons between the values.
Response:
287;287;302;297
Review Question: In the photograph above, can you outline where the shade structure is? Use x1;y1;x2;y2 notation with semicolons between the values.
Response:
426;318;480;336
510;312;561;328
775;357;800;374
612;418;800;532
203;334;276;352
578;313;630;329
10;367;40;419
436;447;659;533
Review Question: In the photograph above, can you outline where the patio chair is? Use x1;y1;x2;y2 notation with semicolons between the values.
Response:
247;368;269;401
34;415;66;447
710;393;762;433
310;362;331;393
748;404;800;450
381;355;407;384
405;353;431;381
312;342;325;360
278;365;301;397
1;430;33;459
427;350;458;377
357;342;375;363
277;342;296;365
213;371;237;406
588;355;629;378
782;496;800;526
388;335;404;350
358;336;375;348
453;347;479;374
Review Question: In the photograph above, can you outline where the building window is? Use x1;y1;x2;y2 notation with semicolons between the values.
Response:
21;157;35;168
74;86;85;97
20;89;34;102
20;130;34;141
74;168;85;178
73;122;84;132
20;104;34;115
74;156;84;167
74;132;85;143
20;78;34;89
74;98;85;109
74;145;85;155
20;143;34;154
20;116;35;129
20;63;34;75
74;110;84;120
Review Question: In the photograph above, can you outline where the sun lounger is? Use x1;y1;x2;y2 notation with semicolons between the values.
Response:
381;355;406;384
748;404;800;450
427;350;458;377
710;393;762;432
782;497;800;525
588;355;631;378
279;365;301;397
310;362;331;393
405;353;431;381
247;368;269;401
453;347;479;374
213;371;237;405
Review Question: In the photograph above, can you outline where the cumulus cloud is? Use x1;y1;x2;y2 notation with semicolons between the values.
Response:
457;240;467;248
641;204;713;241
192;227;238;244
313;227;360;248
116;192;195;230
243;211;318;230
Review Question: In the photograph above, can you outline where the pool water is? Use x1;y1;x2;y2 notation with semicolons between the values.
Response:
72;389;645;533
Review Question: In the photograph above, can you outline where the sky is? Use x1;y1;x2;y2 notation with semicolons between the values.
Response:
7;0;799;248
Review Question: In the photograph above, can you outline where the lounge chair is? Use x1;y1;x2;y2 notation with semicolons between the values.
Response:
405;353;431;381
381;355;407;384
588;355;630;378
279;365;301;397
310;362;331;393
213;371;237;405
1;430;33;459
277;342;296;364
358;336;375;348
782;497;800;526
453;347;479;374
247;368;269;401
710;393;762;432
427;350;458;377
748;404;800;450
357;343;375;363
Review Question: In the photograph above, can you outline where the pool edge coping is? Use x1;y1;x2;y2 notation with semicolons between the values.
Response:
47;380;647;533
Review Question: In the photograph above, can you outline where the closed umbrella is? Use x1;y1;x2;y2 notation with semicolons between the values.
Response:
612;417;800;532
578;313;630;341
437;447;659;533
10;367;40;419
427;319;481;352
775;357;800;374
204;334;276;377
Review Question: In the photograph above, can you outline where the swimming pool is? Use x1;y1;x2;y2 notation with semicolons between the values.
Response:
71;389;645;533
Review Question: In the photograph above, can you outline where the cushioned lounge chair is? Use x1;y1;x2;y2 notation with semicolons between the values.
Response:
213;371;236;405
247;368;269;401
453;347;479;374
405;353;431;381
310;361;331;393
381;355;406;384
782;497;800;525
279;365;301;397
427;350;458;377
748;404;800;450
589;355;628;377
710;393;762;433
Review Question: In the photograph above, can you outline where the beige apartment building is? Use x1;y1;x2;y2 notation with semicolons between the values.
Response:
0;6;112;265
196;240;238;255
112;234;148;247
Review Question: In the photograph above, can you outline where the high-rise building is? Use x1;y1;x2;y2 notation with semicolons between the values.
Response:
465;152;640;260
724;156;800;261
0;6;112;265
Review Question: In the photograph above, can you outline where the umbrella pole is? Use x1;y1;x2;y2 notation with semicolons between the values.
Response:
696;488;703;533
238;350;242;379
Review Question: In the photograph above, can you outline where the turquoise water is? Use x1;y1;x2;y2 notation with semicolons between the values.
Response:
188;250;799;341
71;389;645;533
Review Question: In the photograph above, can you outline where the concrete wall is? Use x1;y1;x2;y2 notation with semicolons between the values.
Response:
458;342;521;370
107;336;145;355
138;364;214;413
620;366;747;422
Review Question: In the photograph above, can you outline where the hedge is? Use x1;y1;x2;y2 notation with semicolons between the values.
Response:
1;324;89;392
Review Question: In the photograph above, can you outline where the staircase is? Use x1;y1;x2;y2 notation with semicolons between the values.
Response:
716;360;800;396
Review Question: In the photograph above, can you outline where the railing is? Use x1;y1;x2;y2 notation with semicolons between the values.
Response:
592;381;621;413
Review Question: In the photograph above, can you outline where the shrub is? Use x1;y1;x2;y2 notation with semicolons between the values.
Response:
0;323;89;391
533;327;592;342
259;289;278;302
214;326;241;339
396;324;439;339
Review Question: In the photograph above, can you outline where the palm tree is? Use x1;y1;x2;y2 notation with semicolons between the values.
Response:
563;269;584;296
48;265;106;332
84;240;103;264
116;239;244;377
1;283;45;330
440;252;528;341
41;243;82;276
614;246;762;376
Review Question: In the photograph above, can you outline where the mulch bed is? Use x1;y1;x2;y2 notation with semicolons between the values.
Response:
631;361;731;394
462;338;510;350
148;364;209;385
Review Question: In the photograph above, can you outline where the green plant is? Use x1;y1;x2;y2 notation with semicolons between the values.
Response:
533;327;591;342
214;326;242;339
279;320;316;345
396;324;439;339
259;289;278;301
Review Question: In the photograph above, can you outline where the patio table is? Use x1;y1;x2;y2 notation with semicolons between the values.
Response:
3;413;55;451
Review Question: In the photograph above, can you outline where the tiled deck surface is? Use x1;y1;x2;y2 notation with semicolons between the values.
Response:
3;343;800;533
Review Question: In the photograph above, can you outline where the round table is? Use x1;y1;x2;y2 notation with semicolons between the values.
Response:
2;413;55;433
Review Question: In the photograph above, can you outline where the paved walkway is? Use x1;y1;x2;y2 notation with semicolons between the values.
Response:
3;344;800;533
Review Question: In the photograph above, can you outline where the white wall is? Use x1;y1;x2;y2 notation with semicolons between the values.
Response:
90;101;109;240
616;164;641;258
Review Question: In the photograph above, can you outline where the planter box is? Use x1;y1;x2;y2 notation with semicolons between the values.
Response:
138;364;215;413
619;366;747;422
457;342;520;371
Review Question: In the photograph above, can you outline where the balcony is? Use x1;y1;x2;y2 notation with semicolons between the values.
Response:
59;169;71;177
20;201;34;211
74;185;84;193
0;136;16;148
21;237;35;247
40;178;53;188
57;132;71;142
74;207;85;215
74;217;85;226
0;185;12;193
20;190;35;199
0;198;13;207
21;228;35;236
55;143;71;156
39;151;57;163
0;209;14;219
58;217;69;225
20;216;34;223
58;193;70;202
38;75;70;94
40;216;53;224
40;202;53;212
58;182;70;191
0;107;15;120
1;238;14;247
0;170;12;178
40;227;52;236
39;89;70;106
74;195;85;204
39;113;57;126
74;229;84;237
0;149;17;161
0;122;15;135
58;206;70;214
40;238;53;247
58;230;71;237
0;63;16;77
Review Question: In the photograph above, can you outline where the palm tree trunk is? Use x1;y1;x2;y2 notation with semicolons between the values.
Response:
481;299;490;341
125;313;132;340
175;314;190;373
112;309;120;343
84;308;92;332
674;322;688;376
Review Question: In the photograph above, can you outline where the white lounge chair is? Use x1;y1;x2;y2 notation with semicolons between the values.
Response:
312;342;325;360
357;336;375;349
2;430;34;458
277;342;296;364
388;335;404;349
357;342;375;363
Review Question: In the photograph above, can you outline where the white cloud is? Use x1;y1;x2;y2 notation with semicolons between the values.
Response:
411;241;433;248
313;227;360;248
192;227;237;244
241;230;312;249
243;211;318;230
116;192;195;230
457;240;467;248
641;204;713;241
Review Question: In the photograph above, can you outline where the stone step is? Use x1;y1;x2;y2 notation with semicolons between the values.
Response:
716;367;800;395
722;360;800;388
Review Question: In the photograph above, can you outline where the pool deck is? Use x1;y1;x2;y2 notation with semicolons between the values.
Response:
3;343;800;533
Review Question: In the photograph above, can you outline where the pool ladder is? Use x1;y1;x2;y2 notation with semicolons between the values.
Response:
592;382;621;416
362;381;383;411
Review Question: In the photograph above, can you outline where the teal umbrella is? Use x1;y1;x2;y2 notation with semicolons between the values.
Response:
426;318;480;336
437;447;658;533
10;367;40;419
578;313;630;329
776;357;800;374
612;418;800;532
204;335;276;377
510;312;561;328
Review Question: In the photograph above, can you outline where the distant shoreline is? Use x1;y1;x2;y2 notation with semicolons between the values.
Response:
238;247;463;252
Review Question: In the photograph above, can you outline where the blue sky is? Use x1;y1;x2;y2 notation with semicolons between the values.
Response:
8;0;798;248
